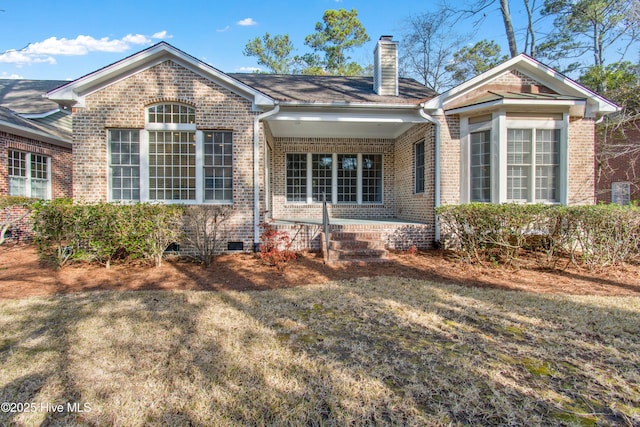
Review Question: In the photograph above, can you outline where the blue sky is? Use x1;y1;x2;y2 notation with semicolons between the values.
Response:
0;0;605;81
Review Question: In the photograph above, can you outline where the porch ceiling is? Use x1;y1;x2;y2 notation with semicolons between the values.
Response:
264;107;427;139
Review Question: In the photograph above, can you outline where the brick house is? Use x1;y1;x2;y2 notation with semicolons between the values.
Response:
39;37;617;256
0;80;73;241
595;122;640;205
0;80;73;200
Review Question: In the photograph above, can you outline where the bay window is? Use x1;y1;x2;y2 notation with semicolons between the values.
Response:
464;112;566;205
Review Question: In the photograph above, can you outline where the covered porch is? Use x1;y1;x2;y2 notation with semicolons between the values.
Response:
269;217;433;254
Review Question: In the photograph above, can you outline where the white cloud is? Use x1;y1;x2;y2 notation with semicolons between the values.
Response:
0;49;56;65
123;34;152;45
237;18;257;26
0;72;25;79
237;66;261;72
0;31;171;65
151;30;172;39
216;26;231;33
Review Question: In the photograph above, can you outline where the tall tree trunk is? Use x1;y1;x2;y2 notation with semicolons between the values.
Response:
500;0;519;57
523;0;536;57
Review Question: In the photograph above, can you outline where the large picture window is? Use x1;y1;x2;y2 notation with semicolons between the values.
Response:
8;150;50;199
108;103;233;204
286;153;382;204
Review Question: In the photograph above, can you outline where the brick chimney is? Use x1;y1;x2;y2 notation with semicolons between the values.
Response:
373;36;399;96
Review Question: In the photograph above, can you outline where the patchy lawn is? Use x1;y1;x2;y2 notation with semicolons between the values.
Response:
0;244;639;425
0;284;638;424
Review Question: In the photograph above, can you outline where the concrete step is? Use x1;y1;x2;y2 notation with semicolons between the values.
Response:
329;231;384;241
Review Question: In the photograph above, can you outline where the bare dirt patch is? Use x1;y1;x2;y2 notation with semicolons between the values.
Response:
1;244;639;299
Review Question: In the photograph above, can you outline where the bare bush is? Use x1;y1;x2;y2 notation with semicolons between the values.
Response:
183;205;232;266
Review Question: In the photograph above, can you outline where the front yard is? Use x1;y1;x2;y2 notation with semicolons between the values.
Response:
0;245;639;425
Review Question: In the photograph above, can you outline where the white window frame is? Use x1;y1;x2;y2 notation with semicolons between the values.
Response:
285;152;383;205
107;103;233;205
461;111;568;205
7;150;51;199
612;181;631;205
414;140;425;194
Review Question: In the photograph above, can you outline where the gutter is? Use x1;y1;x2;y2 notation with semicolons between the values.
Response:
253;104;280;252
418;105;441;242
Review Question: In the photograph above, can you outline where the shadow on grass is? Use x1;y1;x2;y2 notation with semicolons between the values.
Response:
1;248;639;425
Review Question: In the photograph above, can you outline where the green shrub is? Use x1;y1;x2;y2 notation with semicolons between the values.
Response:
127;203;184;267
436;203;640;269
32;201;185;268
32;198;78;267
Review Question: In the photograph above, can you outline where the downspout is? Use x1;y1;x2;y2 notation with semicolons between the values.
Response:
253;103;280;252
418;105;441;242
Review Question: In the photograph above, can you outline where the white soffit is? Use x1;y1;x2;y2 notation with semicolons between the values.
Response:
264;108;426;138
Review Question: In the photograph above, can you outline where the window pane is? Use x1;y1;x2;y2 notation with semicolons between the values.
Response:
149;131;195;201
312;154;332;202
535;129;560;202
286;154;307;202
415;141;425;194
109;129;140;201
362;154;382;203
8;150;26;177
148;103;195;124
203;131;233;202
337;154;357;203
470;130;490;202
507;129;532;201
8;177;26;197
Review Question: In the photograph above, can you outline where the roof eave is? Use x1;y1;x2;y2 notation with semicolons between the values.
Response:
0;120;72;149
46;42;275;109
444;98;588;116
423;54;620;116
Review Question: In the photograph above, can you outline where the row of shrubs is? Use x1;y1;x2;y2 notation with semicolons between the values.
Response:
31;199;231;268
436;203;640;269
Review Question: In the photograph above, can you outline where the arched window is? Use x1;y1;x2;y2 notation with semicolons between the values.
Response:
108;103;233;204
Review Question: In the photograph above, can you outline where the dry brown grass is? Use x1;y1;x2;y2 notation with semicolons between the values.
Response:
1;279;639;426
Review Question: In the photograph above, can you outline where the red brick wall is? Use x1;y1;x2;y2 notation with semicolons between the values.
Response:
0;130;73;199
596;124;640;204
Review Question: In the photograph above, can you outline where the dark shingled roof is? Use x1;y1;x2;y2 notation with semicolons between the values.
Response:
0;79;69;114
0;106;71;142
229;74;437;104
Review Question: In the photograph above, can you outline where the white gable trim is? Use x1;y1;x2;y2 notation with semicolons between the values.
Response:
46;42;274;109
423;54;619;117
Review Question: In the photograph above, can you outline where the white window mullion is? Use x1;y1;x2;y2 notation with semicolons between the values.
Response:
140;131;149;202
195;131;204;203
497;112;507;203
306;153;313;204
530;128;537;203
356;153;363;204
25;153;32;199
46;156;52;199
331;153;338;204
